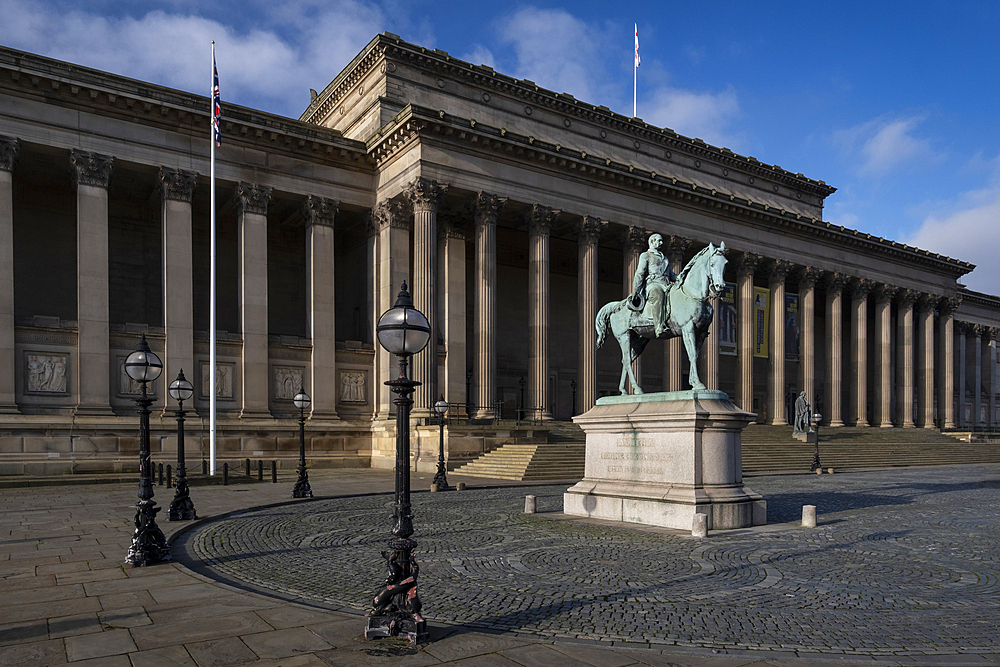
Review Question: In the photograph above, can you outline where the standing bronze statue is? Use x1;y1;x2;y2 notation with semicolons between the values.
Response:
597;239;727;394
793;391;813;435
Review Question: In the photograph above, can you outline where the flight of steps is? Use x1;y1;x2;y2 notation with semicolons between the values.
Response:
450;422;585;481
741;424;1000;473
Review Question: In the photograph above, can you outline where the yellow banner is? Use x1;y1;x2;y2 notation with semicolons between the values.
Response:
753;286;770;358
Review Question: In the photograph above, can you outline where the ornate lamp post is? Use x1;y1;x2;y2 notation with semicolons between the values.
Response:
167;369;197;521
433;395;449;491
811;411;823;473
366;282;431;644
124;334;170;566
518;376;526;421
292;388;312;498
570;379;577;416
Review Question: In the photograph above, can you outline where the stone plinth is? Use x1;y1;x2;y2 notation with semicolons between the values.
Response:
564;390;766;531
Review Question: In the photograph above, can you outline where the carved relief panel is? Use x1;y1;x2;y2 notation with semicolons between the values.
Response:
339;370;367;403
273;366;304;401
116;356;152;396
200;361;235;399
25;353;68;394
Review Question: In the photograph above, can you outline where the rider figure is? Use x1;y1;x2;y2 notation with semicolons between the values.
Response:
630;233;676;337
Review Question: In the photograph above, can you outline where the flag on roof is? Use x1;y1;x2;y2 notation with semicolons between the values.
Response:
634;24;640;68
212;52;221;147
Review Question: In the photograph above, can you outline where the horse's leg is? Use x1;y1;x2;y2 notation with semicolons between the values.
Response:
618;353;628;395
682;326;706;391
619;334;643;394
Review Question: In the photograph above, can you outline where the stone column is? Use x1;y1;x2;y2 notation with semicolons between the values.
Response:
937;297;959;429
916;294;937;428
873;284;897;428
824;272;846;427
973;324;984;429
850;278;874;427
473;192;506;420
303;195;339;421
798;267;822;408
0;137;18;413
70;150;114;416
365;214;380;419
989;328;998;430
528;204;558;420
577;216;605;413
666;236;690;391
768;259;792;425
370;200;410;419
404;178;448;417
235;182;272;420
956;321;968;427
158;168;197;410
896;289;918;427
700;293;721;391
439;216;467;415
621;225;646;390
736;252;761;414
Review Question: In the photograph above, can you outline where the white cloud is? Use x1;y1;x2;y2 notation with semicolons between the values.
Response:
905;155;1000;295
0;0;387;117
834;116;942;176
643;85;739;148
460;45;497;70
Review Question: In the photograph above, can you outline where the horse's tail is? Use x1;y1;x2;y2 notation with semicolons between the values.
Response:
595;301;618;349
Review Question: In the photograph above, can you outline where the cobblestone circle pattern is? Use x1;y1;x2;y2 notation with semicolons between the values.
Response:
185;465;1000;654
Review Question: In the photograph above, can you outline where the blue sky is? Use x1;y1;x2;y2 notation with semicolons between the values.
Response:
2;0;998;293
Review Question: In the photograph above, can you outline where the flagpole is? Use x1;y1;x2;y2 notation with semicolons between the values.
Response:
209;41;217;476
633;23;638;118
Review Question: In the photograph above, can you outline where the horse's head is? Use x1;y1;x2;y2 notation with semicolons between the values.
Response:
704;241;728;299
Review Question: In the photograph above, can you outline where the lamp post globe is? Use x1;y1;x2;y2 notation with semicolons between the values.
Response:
433;395;449;491
366;282;430;644
124;334;170;566
811;412;823;473
167;369;197;521
292;388;312;498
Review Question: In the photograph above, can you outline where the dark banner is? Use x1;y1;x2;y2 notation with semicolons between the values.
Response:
785;293;800;361
719;282;737;356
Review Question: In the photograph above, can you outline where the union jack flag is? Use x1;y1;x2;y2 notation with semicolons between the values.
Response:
634;24;640;68
212;52;221;147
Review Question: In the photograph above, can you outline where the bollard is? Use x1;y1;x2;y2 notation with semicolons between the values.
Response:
802;505;817;528
245;458;251;477
202;459;207;475
430;483;439;492
258;460;263;481
166;465;172;488
223;462;229;486
692;513;708;538
827;468;834;474
271;460;277;484
456;482;466;491
524;495;536;514
816;468;823;474
158;463;164;486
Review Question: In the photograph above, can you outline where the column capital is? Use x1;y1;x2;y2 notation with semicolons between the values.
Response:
618;224;647;256
472;191;507;227
302;195;338;228
70;149;114;188
873;283;898;305
403;177;449;213
577;215;606;246
735;251;762;279
767;258;793;285
824;271;847;293
527;203;559;236
956;320;971;335
797;266;823;289
368;199;408;236
896;288;919;309
0;135;19;172
918;293;940;313
157;167;198;203
989;326;1000;342
439;212;469;240
939;295;962;315
234;182;272;216
973;323;989;339
850;277;876;299
666;235;692;265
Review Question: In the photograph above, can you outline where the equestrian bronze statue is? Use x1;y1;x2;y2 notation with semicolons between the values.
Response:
596;236;727;394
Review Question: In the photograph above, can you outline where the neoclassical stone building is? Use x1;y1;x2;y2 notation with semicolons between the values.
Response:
1;33;997;473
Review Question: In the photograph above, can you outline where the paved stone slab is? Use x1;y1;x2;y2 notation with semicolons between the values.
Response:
126;644;197;667
240;626;333;658
65;627;137;661
183;636;257;667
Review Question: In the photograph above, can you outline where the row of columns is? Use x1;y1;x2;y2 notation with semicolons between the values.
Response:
0;137;341;418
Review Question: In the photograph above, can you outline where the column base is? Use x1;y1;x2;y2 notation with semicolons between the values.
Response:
0;402;20;414
827;419;845;427
878;422;894;428
472;408;495;421
75;404;115;417
309;410;341;422
239;410;274;420
855;420;870;427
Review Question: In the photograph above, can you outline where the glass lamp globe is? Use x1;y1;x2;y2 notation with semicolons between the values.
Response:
124;334;163;384
434;395;449;416
168;369;194;402
293;389;311;410
376;282;431;357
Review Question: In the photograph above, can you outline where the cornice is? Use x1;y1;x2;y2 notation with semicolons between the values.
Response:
0;46;371;170
368;104;974;280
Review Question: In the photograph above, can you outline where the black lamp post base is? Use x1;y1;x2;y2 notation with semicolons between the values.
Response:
432;465;449;491
167;478;198;521
365;538;428;644
292;469;313;498
126;500;170;567
810;454;822;473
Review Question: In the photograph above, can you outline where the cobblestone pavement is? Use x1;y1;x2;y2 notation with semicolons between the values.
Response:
182;465;1000;658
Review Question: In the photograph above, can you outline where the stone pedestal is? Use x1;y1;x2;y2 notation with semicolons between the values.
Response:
564;390;766;531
